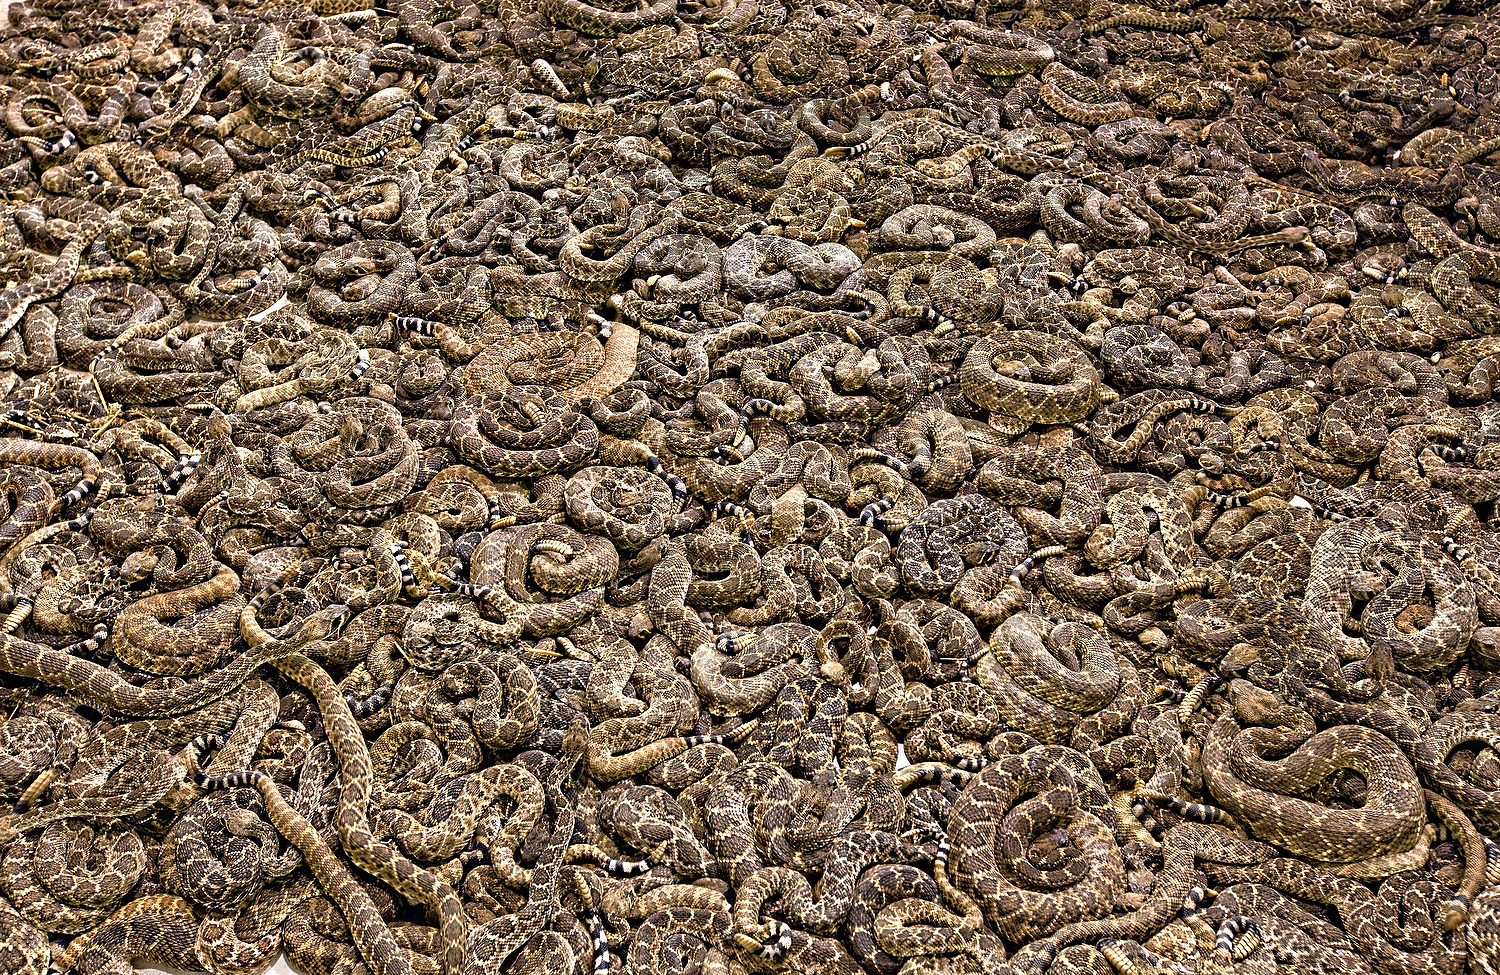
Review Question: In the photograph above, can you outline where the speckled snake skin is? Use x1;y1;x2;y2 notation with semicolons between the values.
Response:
0;0;1498;974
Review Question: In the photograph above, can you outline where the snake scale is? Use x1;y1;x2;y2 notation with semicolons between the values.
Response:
0;0;1494;974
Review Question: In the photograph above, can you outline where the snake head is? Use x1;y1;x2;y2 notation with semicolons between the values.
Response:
291;603;351;647
1361;644;1396;682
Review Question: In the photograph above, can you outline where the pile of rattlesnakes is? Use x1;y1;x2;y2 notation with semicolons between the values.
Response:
0;0;1496;973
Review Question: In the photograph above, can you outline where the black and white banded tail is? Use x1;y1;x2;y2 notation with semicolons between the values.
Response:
345;682;395;719
587;913;611;975
159;452;202;494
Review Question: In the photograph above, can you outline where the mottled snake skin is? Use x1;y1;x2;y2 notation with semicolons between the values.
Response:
0;1;1493;975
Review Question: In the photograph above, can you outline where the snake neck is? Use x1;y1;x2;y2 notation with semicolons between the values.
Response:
560;320;641;405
